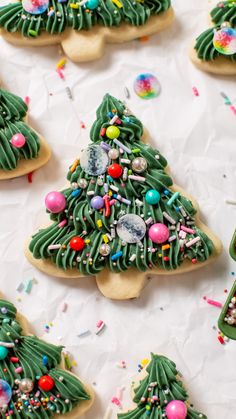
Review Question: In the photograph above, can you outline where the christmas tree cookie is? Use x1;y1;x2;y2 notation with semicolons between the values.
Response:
0;86;51;180
190;1;236;75
0;295;94;417
0;0;174;62
118;353;207;419
25;94;221;300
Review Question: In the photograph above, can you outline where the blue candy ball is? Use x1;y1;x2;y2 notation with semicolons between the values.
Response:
145;189;161;205
86;0;99;10
0;346;8;360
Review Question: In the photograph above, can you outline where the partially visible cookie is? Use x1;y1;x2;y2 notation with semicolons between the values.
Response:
0;86;51;180
0;294;94;418
118;353;207;418
0;0;174;62
190;1;236;75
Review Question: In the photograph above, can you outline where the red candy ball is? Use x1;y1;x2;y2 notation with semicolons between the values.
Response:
38;375;55;392
107;163;123;179
70;236;85;251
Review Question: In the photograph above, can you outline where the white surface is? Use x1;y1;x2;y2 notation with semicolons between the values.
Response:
0;0;235;418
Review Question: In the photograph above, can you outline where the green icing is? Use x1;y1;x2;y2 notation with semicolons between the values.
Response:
118;353;207;419
194;1;236;62
0;298;90;417
29;94;215;276
0;88;40;171
0;0;171;37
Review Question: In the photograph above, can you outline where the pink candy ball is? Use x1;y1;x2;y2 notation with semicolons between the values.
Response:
11;133;26;148
45;191;66;214
148;223;169;244
165;400;187;419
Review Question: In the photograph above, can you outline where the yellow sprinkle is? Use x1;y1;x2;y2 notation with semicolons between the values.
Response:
158;253;162;258
49;322;53;327
102;234;109;244
162;244;170;251
70;3;79;9
141;358;149;368
70;158;80;173
56;57;67;69
97;220;103;228
112;0;123;8
85;239;90;244
45;398;49;402
62;244;67;249
72;360;77;367
108;190;113;197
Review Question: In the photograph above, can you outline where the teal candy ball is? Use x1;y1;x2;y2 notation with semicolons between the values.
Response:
86;0;99;10
0;346;8;360
145;189;161;205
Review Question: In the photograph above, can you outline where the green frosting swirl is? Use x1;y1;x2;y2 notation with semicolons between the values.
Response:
118;353;207;419
194;1;236;62
0;88;40;171
0;0;171;37
0;298;90;418
29;94;215;276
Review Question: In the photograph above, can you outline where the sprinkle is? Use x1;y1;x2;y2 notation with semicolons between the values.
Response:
128;175;146;182
70;159;79;173
102;234;109;244
61;302;68;312
220;91;232;105
129;254;136;262
58;219;67;228
100;128;106;137
168;235;176;242
110;227;116;238
0;342;14;348
15;367;23;374
181;225;196;235
48;244;61;250
111;251;123;261
101;141;112;151
42;356;48;366
185;236;201;247
96;321;106;335
206;299;222;308
218;335;225;345
111;397;122;407
10;357;19;363
124;87;130;99
57;58;67;69
78;330;91;338
112;0;123;7
145;217;153;225
167;192;179;206
139;35;150;42
56;68;65;80
225;199;236;205
230;105;236;115
87;190;95;196
120;158;131;164
192;86;199;96
162;244;170;251
64;353;72;370
26;171;34;183
110;185;119;192
122;167;128;181
29;29;38;37
65;86;73;100
109;114;119;125
24;96;30;105
163;211;176;224
97;219;103;228
132;148;141;153
163;256;169;261
71;188;81;197
16;282;24;293
179;206;187;217
70;2;79;8
116;361;126;369
116;194;131;205
113;139;131;154
103;407;113;419
24;279;33;294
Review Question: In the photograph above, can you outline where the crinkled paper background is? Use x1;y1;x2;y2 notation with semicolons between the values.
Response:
0;0;235;417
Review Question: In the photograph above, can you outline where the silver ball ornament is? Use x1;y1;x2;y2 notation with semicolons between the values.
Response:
131;157;147;173
99;244;111;256
19;378;34;393
231;309;236;318
108;148;119;160
78;178;88;189
227;317;235;325
221;21;232;28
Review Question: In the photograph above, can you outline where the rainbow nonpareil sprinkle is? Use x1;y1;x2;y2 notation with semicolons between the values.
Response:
134;73;161;99
213;27;236;55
